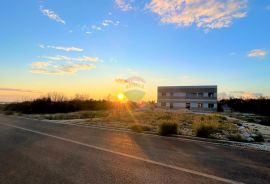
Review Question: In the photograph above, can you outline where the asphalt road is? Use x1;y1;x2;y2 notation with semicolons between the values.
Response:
0;115;269;184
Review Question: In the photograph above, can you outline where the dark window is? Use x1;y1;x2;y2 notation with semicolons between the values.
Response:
208;92;214;98
198;103;203;108
170;92;174;96
186;103;190;110
161;102;166;107
161;92;166;96
208;103;214;109
170;103;173;109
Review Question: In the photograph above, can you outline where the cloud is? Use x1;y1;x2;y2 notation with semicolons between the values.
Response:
266;6;270;11
40;7;66;24
31;54;99;75
91;25;102;31
39;45;83;52
115;0;133;11
102;19;120;26
219;91;263;99
145;0;247;31
248;49;268;57
31;62;95;75
0;88;41;93
31;61;49;68
43;55;99;62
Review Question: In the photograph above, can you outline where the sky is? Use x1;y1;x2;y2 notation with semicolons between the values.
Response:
0;0;270;102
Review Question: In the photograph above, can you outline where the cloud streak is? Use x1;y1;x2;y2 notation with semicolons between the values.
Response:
248;49;268;57
40;7;66;24
43;55;99;62
146;0;247;31
39;45;83;52
0;88;41;93
115;0;133;11
31;62;95;75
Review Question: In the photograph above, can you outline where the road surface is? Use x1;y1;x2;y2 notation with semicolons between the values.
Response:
0;115;269;184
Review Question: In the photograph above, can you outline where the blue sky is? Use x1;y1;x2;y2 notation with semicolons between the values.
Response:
0;0;270;101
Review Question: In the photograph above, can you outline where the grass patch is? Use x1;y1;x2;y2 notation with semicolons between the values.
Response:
129;124;152;133
158;120;178;136
227;134;245;142
192;115;238;138
44;111;108;120
192;121;220;138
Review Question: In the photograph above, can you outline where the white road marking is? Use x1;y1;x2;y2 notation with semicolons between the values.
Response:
0;122;243;184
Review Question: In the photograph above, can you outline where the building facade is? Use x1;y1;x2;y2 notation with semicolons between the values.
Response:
157;86;217;112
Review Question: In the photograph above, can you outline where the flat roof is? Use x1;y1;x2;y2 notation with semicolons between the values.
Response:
158;85;217;89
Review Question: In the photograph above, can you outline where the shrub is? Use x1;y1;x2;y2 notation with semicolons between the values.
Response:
227;134;245;142
129;124;151;133
192;121;219;138
158;120;178;136
4;111;14;115
4;97;113;114
252;133;264;142
258;119;270;126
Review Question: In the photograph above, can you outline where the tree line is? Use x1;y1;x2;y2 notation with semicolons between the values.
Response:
219;98;270;116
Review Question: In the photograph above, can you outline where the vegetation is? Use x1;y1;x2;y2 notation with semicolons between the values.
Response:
192;115;238;138
3;95;264;142
219;98;270;116
4;93;113;114
158;120;178;136
227;134;245;142
129;124;151;133
44;111;108;120
253;133;264;142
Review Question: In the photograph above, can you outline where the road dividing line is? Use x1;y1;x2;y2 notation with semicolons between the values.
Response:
0;123;244;184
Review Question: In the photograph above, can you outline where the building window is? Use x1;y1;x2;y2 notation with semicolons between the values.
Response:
186;103;190;110
198;103;203;108
208;92;214;98
198;92;203;97
208;103;214;109
161;92;166;96
170;103;174;109
161;102;166;107
170;92;174;96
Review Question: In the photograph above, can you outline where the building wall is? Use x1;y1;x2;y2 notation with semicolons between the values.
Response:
157;86;217;112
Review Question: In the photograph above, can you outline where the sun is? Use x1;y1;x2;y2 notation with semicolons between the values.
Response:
117;93;125;101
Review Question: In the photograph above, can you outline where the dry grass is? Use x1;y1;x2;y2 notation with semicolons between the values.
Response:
25;109;242;140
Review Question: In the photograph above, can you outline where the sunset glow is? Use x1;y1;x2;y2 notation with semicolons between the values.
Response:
0;0;270;102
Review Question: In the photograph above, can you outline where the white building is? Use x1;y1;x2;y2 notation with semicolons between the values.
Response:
157;85;217;112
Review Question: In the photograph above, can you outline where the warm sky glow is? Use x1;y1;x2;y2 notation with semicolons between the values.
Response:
0;0;270;102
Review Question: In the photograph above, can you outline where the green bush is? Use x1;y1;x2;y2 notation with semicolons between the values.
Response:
129;124;151;133
192;122;219;138
227;134;245;142
158;120;178;136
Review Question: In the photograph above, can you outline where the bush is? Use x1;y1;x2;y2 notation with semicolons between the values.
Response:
258;119;270;126
158;120;178;136
4;97;113;114
4;111;14;115
129;124;151;133
252;133;264;142
192;122;219;138
227;134;245;142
